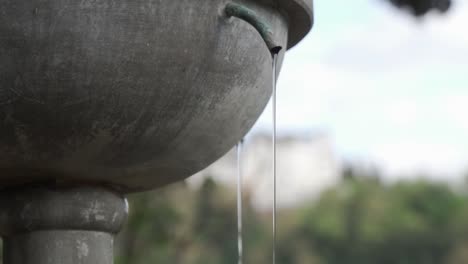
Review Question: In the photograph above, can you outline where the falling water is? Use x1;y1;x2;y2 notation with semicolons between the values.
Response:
272;53;279;264
237;140;244;264
236;52;280;264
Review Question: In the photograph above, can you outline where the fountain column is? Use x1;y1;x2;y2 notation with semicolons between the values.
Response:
0;186;128;264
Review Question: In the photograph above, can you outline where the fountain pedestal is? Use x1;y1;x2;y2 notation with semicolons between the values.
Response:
0;0;313;262
0;186;127;264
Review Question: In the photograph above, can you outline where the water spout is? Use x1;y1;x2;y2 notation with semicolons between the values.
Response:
225;3;283;54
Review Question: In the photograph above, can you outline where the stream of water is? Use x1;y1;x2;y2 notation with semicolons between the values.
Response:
237;53;279;264
272;53;278;264
237;140;244;264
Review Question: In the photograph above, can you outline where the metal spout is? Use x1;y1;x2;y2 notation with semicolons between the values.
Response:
225;2;283;55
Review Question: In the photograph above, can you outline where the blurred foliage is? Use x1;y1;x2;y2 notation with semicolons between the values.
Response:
385;0;452;16
116;168;468;264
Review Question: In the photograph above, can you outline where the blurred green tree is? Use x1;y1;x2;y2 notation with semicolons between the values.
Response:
114;169;468;264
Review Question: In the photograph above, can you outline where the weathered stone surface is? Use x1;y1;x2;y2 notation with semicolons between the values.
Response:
0;186;127;264
4;231;114;264
0;0;312;192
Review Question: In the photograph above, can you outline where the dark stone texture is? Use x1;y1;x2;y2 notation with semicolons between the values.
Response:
4;231;114;264
0;186;127;264
0;0;313;191
0;186;128;235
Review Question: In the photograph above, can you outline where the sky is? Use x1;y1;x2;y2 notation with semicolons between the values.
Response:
252;0;468;182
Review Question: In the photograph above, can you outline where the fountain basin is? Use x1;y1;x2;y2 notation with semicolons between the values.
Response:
0;0;313;192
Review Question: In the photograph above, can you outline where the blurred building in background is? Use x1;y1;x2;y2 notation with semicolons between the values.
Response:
190;133;341;210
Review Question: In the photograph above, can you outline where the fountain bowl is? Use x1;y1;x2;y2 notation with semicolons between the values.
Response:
0;0;313;192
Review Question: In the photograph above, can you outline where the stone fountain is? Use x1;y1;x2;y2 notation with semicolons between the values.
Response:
0;0;313;263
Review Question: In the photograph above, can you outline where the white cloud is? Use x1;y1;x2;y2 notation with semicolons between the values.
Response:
252;0;468;180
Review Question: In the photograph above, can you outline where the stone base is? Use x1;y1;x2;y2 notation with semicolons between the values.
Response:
0;186;128;264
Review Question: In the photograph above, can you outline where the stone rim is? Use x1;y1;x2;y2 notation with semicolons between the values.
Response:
279;0;314;49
